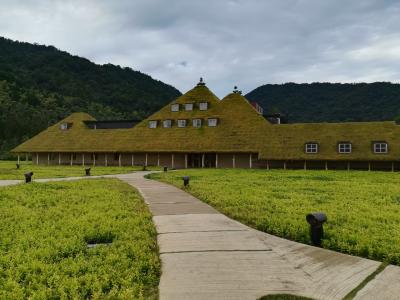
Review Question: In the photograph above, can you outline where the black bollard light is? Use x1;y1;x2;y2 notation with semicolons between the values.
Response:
85;168;91;176
306;212;327;247
142;165;147;171
183;176;190;187
163;166;168;172
24;172;34;183
16;163;20;169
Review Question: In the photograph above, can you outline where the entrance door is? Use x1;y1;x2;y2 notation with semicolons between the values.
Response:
187;153;216;168
188;154;202;168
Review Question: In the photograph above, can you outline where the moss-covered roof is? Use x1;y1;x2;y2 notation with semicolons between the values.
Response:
259;121;400;161
12;83;400;161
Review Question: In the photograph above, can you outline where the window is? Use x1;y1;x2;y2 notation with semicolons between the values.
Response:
192;119;202;128
60;123;72;130
207;118;218;127
338;143;352;153
148;120;157;128
305;143;318;153
373;142;388;153
199;102;208;111
163;120;172;128
171;104;179;112
185;103;194;111
177;119;187;128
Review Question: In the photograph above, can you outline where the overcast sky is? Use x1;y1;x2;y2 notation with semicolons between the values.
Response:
1;0;400;97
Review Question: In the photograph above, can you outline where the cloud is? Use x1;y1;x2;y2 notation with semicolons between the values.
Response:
1;0;400;96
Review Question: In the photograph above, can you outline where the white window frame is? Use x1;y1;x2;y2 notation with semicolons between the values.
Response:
305;143;318;153
207;118;218;127
163;120;172;128
148;120;158;128
171;104;179;112
373;142;388;153
177;119;187;128
185;103;194;111
338;143;352;153
192;119;202;128
199;102;208;111
60;123;69;130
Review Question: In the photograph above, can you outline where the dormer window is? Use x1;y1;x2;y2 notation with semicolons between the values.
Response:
177;119;187;128
60;123;72;130
338;142;352;153
193;119;202;128
305;143;318;153
148;120;158;128
185;103;194;111
373;142;388;153
163;120;172;128
171;104;179;112
207;118;218;127
199;102;208;111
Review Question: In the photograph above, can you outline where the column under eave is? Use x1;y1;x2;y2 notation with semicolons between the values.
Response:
36;153;39;165
82;153;85;166
249;154;252;169
58;153;61;165
201;154;205;168
215;153;218;168
171;153;175;169
119;153;121;167
131;154;134;167
157;153;160;167
185;154;188;169
232;154;236;168
145;153;148;167
47;153;50;165
105;154;108;167
70;154;73;166
17;154;20;165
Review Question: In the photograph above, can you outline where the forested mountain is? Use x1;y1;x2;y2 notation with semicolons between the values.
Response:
0;37;181;157
246;82;400;123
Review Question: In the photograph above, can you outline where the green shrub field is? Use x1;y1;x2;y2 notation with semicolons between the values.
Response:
0;160;158;180
150;169;400;265
0;179;160;299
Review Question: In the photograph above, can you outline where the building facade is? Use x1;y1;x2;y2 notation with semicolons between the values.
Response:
12;80;400;171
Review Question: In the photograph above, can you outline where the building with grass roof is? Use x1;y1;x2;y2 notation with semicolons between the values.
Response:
12;78;400;171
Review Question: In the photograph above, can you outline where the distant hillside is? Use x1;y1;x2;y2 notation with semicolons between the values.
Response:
0;37;181;157
246;82;400;123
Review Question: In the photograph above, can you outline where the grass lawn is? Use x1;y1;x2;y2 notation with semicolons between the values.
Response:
0;160;158;180
149;169;400;265
0;179;160;299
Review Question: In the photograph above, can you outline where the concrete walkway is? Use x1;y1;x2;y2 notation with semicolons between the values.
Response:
1;172;399;299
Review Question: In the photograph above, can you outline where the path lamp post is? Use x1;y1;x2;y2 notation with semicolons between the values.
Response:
16;163;20;169
183;176;190;187
306;212;327;247
24;172;34;183
85;168;91;176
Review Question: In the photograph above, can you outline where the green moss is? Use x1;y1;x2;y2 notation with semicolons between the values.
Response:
0;179;160;299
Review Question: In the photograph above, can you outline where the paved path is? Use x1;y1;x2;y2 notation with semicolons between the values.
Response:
1;172;399;299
